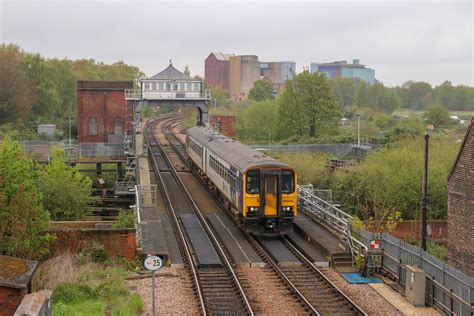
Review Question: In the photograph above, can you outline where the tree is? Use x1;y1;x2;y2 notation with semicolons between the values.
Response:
0;138;54;259
236;99;280;141
396;81;433;109
0;44;34;124
381;90;401;114
328;77;356;108
422;104;451;128
332;138;458;221
184;65;191;77
209;86;230;108
279;71;341;138
38;147;92;220
248;80;274;102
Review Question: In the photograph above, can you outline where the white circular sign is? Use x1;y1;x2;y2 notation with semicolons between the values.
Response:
144;255;163;271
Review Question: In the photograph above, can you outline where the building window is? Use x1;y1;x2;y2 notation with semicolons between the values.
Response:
159;82;164;91
88;117;98;136
179;82;185;91
114;117;123;135
194;82;200;91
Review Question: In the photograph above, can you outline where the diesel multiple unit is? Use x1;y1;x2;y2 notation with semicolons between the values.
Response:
186;126;297;235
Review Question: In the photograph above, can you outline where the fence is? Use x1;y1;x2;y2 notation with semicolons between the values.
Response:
135;184;157;246
79;143;125;159
360;230;474;316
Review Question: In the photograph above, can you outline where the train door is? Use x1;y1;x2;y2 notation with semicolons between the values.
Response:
264;174;278;216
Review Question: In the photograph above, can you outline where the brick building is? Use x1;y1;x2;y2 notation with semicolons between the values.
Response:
209;115;236;137
447;118;474;277
0;256;38;315
77;81;133;144
205;52;234;91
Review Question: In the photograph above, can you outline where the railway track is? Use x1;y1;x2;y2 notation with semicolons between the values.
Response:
145;117;254;316
165;119;368;316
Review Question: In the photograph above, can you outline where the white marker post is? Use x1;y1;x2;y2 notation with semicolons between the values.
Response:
144;255;163;316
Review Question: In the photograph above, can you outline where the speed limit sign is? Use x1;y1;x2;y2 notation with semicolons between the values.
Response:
144;255;163;316
144;255;163;271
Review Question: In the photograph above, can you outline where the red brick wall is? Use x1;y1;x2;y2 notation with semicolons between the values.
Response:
0;286;26;316
77;81;133;143
205;54;230;91
48;228;136;261
447;120;473;277
365;220;447;240
209;115;236;137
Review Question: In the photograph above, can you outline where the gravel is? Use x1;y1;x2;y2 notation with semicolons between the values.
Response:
128;267;200;315
320;267;402;315
236;267;306;315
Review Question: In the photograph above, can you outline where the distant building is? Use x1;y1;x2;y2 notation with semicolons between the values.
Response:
37;124;56;137
140;64;205;100
447;118;474;277
310;59;375;84
229;55;260;98
260;61;296;94
205;52;235;91
209;115;236;137
77;81;133;144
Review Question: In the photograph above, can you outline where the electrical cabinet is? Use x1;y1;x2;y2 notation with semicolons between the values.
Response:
405;265;426;307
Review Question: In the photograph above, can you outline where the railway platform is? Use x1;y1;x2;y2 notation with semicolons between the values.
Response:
286;232;329;267
293;212;347;257
259;238;301;267
207;213;264;267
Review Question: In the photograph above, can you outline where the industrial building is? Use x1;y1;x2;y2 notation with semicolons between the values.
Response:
229;55;260;98
205;52;296;98
205;52;234;91
310;59;375;84
260;61;296;94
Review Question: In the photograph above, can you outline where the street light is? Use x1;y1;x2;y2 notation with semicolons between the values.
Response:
356;114;361;147
214;99;217;108
65;115;74;147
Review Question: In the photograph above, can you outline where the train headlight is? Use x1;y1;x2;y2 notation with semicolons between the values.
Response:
282;206;293;213
247;206;259;216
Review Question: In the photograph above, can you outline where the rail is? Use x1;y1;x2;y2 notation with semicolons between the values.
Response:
160;119;254;315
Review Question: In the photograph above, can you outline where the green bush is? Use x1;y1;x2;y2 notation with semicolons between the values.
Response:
427;242;447;262
113;210;136;229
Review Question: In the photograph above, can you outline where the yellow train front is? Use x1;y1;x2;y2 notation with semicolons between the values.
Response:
186;126;297;236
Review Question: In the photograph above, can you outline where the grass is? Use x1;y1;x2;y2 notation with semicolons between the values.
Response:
32;252;144;316
53;300;104;316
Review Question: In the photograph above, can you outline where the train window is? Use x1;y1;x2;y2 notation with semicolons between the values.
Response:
281;170;295;194
246;170;260;194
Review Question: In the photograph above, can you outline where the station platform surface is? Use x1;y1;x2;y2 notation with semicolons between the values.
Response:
293;212;345;255
180;213;221;268
139;205;169;259
259;238;301;267
207;213;265;267
286;232;329;267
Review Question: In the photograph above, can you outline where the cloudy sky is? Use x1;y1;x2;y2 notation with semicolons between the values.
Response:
1;0;472;86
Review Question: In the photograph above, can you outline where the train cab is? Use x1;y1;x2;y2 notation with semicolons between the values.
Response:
243;167;297;235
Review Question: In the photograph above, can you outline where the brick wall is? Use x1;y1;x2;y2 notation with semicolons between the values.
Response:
0;286;26;316
48;227;136;261
77;81;133;143
209;115;236;137
447;119;473;277
365;220;447;241
205;54;230;91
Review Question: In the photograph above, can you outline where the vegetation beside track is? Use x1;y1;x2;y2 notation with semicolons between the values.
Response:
32;249;143;316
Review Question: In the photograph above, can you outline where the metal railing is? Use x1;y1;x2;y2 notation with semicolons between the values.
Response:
135;184;157;245
360;230;474;316
79;143;125;159
297;184;367;260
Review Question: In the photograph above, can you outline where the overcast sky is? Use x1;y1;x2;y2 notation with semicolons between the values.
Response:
1;0;472;86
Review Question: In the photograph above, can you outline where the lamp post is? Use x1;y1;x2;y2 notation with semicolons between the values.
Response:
356;115;361;147
214;99;217;108
65;115;74;147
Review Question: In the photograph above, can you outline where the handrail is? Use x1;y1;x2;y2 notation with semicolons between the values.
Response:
297;184;367;259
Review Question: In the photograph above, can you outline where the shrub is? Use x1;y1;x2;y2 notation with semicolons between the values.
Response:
113;210;136;228
53;283;97;303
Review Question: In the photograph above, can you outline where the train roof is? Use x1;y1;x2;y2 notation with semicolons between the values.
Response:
187;126;291;172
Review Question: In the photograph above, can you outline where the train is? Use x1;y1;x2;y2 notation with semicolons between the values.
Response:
186;126;297;235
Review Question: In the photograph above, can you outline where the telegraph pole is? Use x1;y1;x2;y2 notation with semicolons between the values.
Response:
420;133;429;251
